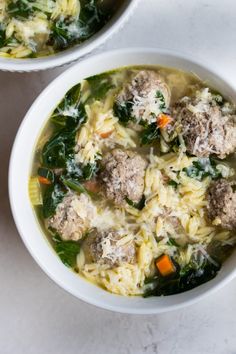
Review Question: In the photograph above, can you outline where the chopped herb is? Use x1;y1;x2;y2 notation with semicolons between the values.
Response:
167;237;179;247
53;234;80;267
125;195;146;210
156;90;166;111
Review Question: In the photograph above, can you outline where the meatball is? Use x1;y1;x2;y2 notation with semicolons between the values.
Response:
173;89;236;159
207;179;236;230
101;149;147;205
85;230;136;267
47;192;96;241
116;70;171;123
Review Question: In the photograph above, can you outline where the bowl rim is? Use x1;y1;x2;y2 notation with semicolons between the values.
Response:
8;47;236;314
0;0;139;72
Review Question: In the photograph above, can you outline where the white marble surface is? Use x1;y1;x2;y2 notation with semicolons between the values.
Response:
1;0;236;353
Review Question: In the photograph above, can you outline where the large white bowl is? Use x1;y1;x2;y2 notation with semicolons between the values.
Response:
0;0;138;72
9;48;236;314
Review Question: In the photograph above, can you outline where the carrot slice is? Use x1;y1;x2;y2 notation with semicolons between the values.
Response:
157;114;172;129
156;254;175;276
83;180;100;193
38;176;51;185
99;130;113;139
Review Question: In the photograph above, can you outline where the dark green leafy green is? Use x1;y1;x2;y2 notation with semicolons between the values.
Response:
0;25;6;47
168;180;179;188
143;252;221;297
49;19;79;51
183;158;222;181
53;234;80;267
66;158;83;179
156;90;166;111
78;0;109;40
42;130;76;168
42;183;66;218
140;122;159;145
66;158;98;181
86;73;114;101
82;163;98;180
113;100;134;125
51;83;87;129
125;195;146;210
7;0;33;18
49;0;109;51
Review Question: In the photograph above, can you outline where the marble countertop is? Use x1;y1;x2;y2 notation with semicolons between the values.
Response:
1;0;236;353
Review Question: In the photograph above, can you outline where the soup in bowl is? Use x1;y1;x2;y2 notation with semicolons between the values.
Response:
0;0;138;71
9;49;236;313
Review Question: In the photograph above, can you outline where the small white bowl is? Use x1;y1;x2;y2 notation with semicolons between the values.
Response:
0;0;138;72
9;48;236;314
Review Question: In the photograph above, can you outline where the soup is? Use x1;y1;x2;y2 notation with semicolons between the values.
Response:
29;66;236;296
0;0;120;58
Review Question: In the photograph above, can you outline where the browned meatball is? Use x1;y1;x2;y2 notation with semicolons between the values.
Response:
100;149;147;205
47;192;96;241
207;179;236;230
116;70;171;123
85;230;136;267
173;89;236;159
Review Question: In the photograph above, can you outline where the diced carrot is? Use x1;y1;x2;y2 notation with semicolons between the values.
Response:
99;130;113;139
38;176;51;185
84;180;101;193
157;114;172;129
156;254;175;277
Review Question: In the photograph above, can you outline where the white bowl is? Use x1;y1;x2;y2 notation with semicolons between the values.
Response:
0;0;138;72
9;48;236;314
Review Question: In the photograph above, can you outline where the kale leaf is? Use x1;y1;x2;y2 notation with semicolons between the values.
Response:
49;19;79;51
42;183;66;218
86;73;114;101
53;234;80;267
7;0;34;18
42;130;76;168
113;100;134;125
51;83;87;129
